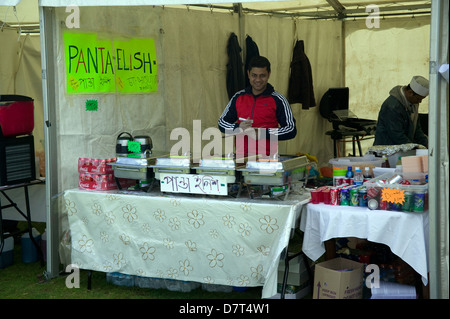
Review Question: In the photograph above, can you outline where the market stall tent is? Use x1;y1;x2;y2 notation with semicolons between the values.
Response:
1;0;447;299
0;0;43;166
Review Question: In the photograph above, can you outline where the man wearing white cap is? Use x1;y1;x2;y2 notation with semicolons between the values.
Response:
374;75;429;148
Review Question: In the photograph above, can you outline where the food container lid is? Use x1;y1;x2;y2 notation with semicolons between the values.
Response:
333;169;347;176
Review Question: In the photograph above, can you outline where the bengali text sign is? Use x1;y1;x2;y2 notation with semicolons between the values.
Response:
64;32;157;94
160;173;228;196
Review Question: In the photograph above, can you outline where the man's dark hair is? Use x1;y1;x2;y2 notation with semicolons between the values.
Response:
248;56;271;73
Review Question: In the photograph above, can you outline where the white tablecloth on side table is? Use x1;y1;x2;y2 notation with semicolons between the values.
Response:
63;189;310;298
300;203;429;285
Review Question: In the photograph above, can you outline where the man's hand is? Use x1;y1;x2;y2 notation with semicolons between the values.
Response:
239;118;253;130
240;127;268;140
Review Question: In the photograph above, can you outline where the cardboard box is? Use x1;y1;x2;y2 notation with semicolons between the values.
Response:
277;255;310;286
268;255;313;299
402;155;424;173
269;284;311;299
313;257;364;299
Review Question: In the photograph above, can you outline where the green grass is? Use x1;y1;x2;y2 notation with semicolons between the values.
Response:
0;246;264;299
1;222;318;301
1;222;263;299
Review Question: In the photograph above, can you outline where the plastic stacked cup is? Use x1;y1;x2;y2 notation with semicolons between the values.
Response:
310;189;321;204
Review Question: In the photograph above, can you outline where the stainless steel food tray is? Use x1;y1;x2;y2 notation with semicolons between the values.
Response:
149;155;195;179
109;151;168;181
114;150;168;166
193;157;246;184
237;155;309;185
150;156;191;168
109;164;153;180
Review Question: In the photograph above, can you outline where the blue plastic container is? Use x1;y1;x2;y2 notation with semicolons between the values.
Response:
232;286;249;292
21;229;41;263
106;272;135;287
0;236;14;268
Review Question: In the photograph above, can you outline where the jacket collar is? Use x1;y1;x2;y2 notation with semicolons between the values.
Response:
244;83;274;96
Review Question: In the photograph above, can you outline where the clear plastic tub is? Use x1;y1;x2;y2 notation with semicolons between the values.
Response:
106;272;135;287
165;279;201;292
373;167;395;177
329;155;384;170
135;276;165;289
365;172;428;211
365;172;428;192
201;283;233;293
402;172;427;185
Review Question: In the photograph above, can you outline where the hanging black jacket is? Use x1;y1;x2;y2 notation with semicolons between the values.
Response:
226;33;245;99
288;40;316;109
244;35;260;87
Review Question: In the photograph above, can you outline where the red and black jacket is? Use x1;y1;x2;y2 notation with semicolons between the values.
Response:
218;83;297;156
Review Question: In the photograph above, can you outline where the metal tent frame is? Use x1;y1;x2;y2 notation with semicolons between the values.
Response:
2;0;440;298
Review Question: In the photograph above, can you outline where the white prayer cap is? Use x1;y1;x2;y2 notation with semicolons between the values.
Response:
409;76;429;97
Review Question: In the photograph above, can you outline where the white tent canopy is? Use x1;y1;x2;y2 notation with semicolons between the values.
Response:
1;0;447;299
2;0;434;22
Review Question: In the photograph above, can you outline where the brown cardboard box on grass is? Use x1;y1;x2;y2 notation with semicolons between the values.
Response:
313;257;364;299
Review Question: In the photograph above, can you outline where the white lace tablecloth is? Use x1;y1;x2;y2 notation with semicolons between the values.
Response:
63;188;310;298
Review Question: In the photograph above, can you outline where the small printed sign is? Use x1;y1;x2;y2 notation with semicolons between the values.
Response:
85;99;98;111
160;173;228;196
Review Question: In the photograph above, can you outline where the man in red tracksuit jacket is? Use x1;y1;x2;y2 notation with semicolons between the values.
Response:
218;56;297;158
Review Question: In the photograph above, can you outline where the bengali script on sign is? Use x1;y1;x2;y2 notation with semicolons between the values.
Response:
64;32;157;94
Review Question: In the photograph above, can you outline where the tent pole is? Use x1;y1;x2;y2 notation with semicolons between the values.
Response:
428;0;449;299
236;3;245;65
341;22;346;87
39;5;60;280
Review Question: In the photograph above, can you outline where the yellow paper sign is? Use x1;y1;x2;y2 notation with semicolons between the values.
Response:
381;188;405;204
64;32;157;94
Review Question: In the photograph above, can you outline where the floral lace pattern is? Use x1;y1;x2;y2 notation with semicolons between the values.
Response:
64;189;305;296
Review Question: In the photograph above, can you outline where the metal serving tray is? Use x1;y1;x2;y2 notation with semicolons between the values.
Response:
114;150;168;166
108;151;168;180
151;156;191;168
237;155;309;185
149;154;196;179
193;157;246;184
110;164;153;180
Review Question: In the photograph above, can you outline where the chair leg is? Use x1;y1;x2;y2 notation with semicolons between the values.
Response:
87;270;92;290
301;252;313;287
280;248;290;299
357;137;363;157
